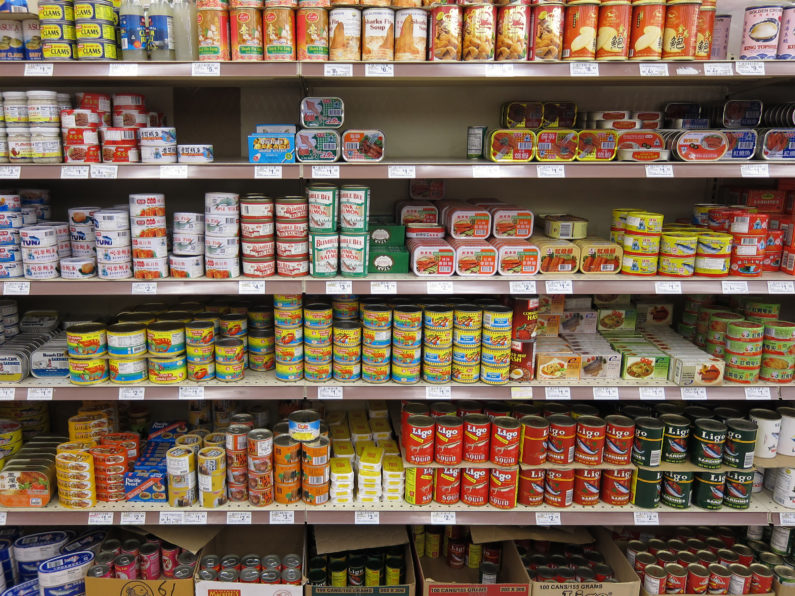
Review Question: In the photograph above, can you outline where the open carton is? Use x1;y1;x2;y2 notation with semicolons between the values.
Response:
86;525;220;596
776;579;795;596
307;525;415;596
195;525;306;596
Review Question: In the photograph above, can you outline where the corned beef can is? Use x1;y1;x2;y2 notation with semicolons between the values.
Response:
604;414;634;465
519;415;548;465
463;413;490;463
405;467;433;505
575;415;606;465
544;468;574;507
434;467;461;504
574;468;602;506
489;467;518;509
461;467;489;506
489;416;521;466
601;468;633;505
547;414;576;464
518;468;545;506
403;414;434;465
435;415;463;465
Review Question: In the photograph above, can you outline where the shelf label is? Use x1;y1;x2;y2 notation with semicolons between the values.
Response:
3;281;29;296
90;164;117;179
640;63;669;77
427;281;454;294
509;281;536;294
132;282;157;295
741;163;769;178
634;511;659;525
312;165;340;179
388;165;416;179
681;387;707;400
120;512;146;525
472;165;502;178
270;510;295;524
0;512;6;525
593;387;619;400
781;512;795;526
27;388;52;401
545;387;571;400
426;386;452;400
570;63;599;77
254;165;282;179
159;511;184;525
370;281;397;294
430;512;456;525
545;280;573;294
109;63;138;76
318;386;343;400
736;61;765;76
745;387;771;400
61;165;89;179
227;511;252;525
184;512;207;524
0;388;14;401
536;512;561;525
355;511;380;525
485;63;514;77
704;63;733;76
179;386;205;400
0;166;20;180
722;281;748;294
768;281;795;294
537;164;565;178
639;386;666;400
511;387;533;399
118;387;145;401
645;164;674;178
191;62;220;76
238;280;266;295
655;281;682;294
326;280;352;294
365;63;394;77
160;165;188;179
324;63;353;77
24;63;53;77
88;512;114;525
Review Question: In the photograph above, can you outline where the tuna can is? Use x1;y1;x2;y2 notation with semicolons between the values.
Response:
662;471;693;509
604;414;634;465
693;471;726;510
661;413;690;464
723;418;757;469
601;469;633;506
692;418;727;469
632;416;664;467
574;469;602;506
545;468;574;508
631;468;662;509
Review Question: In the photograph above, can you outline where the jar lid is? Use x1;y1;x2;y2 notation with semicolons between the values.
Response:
8;128;30;134
1;92;26;100
32;127;59;135
26;91;58;100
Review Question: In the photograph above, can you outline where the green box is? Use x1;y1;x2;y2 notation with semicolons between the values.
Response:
369;221;406;246
369;245;409;273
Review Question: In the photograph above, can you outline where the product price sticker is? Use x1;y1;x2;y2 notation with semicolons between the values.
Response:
655;281;681;294
593;387;619;400
355;511;379;525
227;512;252;525
191;62;220;76
545;387;571;400
270;511;295;525
0;389;14;401
90;164;117;179
545;280;572;294
645;164;674;178
61;166;89;179
509;281;536;294
159;512;184;525
121;512;146;525
639;64;668;77
536;512;561;525
427;281;454;294
638;386;666;400
537;165;565;178
744;387;771;400
0;512;7;526
388;166;415;179
313;165;340;179
511;387;533;399
426;386;451;400
318;386;343;400
179;386;204;400
634;511;659;525
430;512;456;525
472;165;502;178
109;63;138;77
781;513;795;526
184;512;207;524
0;167;20;180
365;63;394;77
24;63;53;77
160;165;188;179
570;63;598;76
27;388;52;401
741;163;769;178
89;512;113;525
768;281;794;294
680;387;707;400
326;280;352;294
370;281;397;294
3;282;29;296
722;281;748;294
324;63;353;77
735;61;765;76
704;63;733;76
118;387;145;400
255;165;282;179
239;280;266;295
132;282;157;295
485;63;514;77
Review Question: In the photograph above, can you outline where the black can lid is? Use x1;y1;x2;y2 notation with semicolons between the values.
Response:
695;418;728;433
635;416;664;430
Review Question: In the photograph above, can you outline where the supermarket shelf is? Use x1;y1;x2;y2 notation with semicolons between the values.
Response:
1;163;301;180
754;453;795;469
0;277;302;296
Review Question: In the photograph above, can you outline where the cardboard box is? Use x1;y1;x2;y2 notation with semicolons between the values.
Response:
776;580;794;596
369;222;406;247
248;133;296;163
370;245;410;273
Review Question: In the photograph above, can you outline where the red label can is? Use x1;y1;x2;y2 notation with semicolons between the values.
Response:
749;563;773;594
708;564;731;595
457;403;483;416
519;415;548;465
665;563;688;594
403;415;435;465
429;5;463;61
512;296;539;340
600;469;632;505
546;414;576;464
430;402;457;418
518;468;545;506
435;415;464;465
635;552;658;582
405;467;434;505
461;467;489;506
573;468;602;506
604;414;635;465
544;468;574;508
401;402;429;445
161;545;180;578
489;416;521;466
489;467;518;509
433;467;461;505
728;564;751;596
463;414;491;463
574;415;606;465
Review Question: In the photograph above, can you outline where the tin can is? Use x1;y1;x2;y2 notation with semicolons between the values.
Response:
724;470;753;510
462;414;490;463
632;416;664;467
562;1;599;60
750;563;774;593
263;7;295;60
434;415;463;465
574;415;606;466
433;468;460;505
601;469;632;506
603;414;634;465
461;468;489;506
662;1;700;60
198;9;231;60
544;468;574;508
661;413;690;464
596;1;631;60
67;323;107;357
573;468;602;506
467;126;487;159
489;467;518;509
708;564;731;594
740;5;782;60
693;418;727;469
519;415;548;466
516;468;544;507
632;468;662;509
628;2;665;60
546;414;576;465
462;4;496;61
723;419;757;469
296;7;328;60
694;472;726;510
490;416;521;466
430;5;462;61
405;467;433;505
404;415;434;464
230;8;263;60
662;471;693;509
339;186;370;233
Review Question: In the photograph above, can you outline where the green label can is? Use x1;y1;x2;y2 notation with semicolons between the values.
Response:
661;413;690;464
339;185;370;232
631;468;662;509
693;471;726;510
723;418;758;469
309;231;339;277
339;232;369;278
662;471;693;509
692;418;727;469
631;416;664;467
723;470;753;510
307;184;339;232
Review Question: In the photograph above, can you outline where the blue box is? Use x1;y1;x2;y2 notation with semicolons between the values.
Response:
124;470;167;502
248;134;295;164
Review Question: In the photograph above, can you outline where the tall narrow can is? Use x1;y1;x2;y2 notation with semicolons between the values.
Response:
467;126;487;159
339;232;369;278
339;185;370;233
604;414;634;465
723;470;753;510
662;471;693;509
307;184;338;232
632;468;662;509
632;416;664;467
693;471;726;510
692;418;727;469
723;418;758;469
661;414;690;464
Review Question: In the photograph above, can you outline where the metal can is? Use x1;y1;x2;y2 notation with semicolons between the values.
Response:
694;471;726;510
573;468;602;506
429;5;462;61
603;414;634;465
723;470;753;510
546;414;576;465
662;471;694;509
489;467;518;509
574;415;606;466
461;467;489;506
662;1;700;60
489;416;521;466
544;468;574;508
661;413;690;464
692;418;727;469
631;468;662;509
632;416;664;467
601;469;632;506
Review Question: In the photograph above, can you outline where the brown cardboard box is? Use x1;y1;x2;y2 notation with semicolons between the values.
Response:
776;580;795;596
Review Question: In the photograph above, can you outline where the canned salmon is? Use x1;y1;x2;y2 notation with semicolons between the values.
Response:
563;1;599;60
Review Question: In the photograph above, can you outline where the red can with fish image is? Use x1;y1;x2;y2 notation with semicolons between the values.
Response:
400;402;429;445
461;467;489;506
404;467;434;505
603;414;635;465
489;467;518;509
435;415;464;465
573;468;602;506
518;468;545;506
708;564;731;595
403;415;435;465
574;415;606;465
433;468;461;505
519;415;549;465
601;469;633;505
546;414;576;464
489;416;521;466
463;413;491;463
544;468;574;507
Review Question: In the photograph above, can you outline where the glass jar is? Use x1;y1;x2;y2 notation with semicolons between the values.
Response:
31;127;62;164
2;92;28;128
27;91;60;128
8;128;31;163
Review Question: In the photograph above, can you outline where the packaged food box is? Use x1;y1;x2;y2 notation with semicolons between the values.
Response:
560;310;597;334
295;129;340;162
580;351;622;379
536;314;560;337
621;352;670;380
486;129;536;162
490;205;534;239
536;238;580;273
448;239;497;276
248;133;295;163
539;294;565;314
597;308;638;331
369;245;409;274
407;239;455;276
542;214;589;239
341;129;385;162
368;222;405;246
536;350;581;380
745;189;786;212
490;239;540;275
670;356;725;386
395;200;438;225
123;469;167;502
300;96;344;129
635;302;674;326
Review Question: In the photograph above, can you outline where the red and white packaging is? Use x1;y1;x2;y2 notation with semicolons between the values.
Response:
490;204;534;239
62;128;99;146
100;127;138;147
448;238;497;277
395;200;438;225
63;145;101;163
102;146;140;163
442;201;492;240
407;238;456;276
489;238;541;275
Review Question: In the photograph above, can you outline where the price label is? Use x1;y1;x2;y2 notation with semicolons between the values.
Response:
511;387;533;399
3;281;29;296
118;387;145;401
184;512;207;524
109;63;138;76
191;62;220;76
745;387;771;400
254;165;282;179
227;512;252;525
570;63;599;76
326;280;352;294
736;61;765;76
545;280;573;294
132;282;157;295
639;386;666;400
0;512;6;525
90;164;117;179
485;63;514;77
537;164;565;178
681;387;707;400
640;63;669;77
270;511;295;524
238;280;265;294
593;387;619;400
634;511;660;525
120;512;146;525
370;281;397;294
179;386;205;400
324;63;353;77
318;386;343;400
741;163;769;178
509;281;536;294
388;165;416;179
768;281;795;294
655;281;682;294
722;281;748;294
27;388;52;401
781;512;795;526
159;512;184;525
472;165;502;178
312;165;340;179
427;281;454;294
88;512;114;525
61;166;89;179
0;167;20;179
365;63;394;77
24;63;53;77
646;164;674;178
160;165;188;179
536;512;561;525
355;511;380;525
704;63;733;76
545;387;571;400
430;512;456;525
0;388;15;401
426;386;452;400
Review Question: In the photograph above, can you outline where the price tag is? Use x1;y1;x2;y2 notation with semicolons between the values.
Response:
370;281;397;294
355;511;380;525
109;63;138;76
722;281;748;294
639;386;666;400
326;280;352;294
160;165;188;179
768;281;795;294
132;282;157;295
781;512;795;526
3;281;29;295
191;62;220;76
536;512;561;525
545;387;571;400
365;63;394;77
0;167;20;179
593;387;619;400
537;164;565;178
312;165;340;179
179;386;205;400
681;387;707;400
0;388;15;401
118;387;145;401
61;165;89;179
270;510;295;524
254;165;282;179
88;512;114;525
184;512;207;524
704;63;733;76
90;164;117;179
27;388;52;401
741;163;769;178
24;63;54;77
120;512;146;525
318;386;343;400
509;281;536;294
472;165;502;178
570;63;599;76
545;280;573;294
430;512;456;525
646;164;674;178
159;511;184;525
388;165;416;179
0;512;6;525
485;63;514;77
427;281;454;294
426;386;452;400
227;511;252;525
238;280;265;294
640;63;669;77
655;281;682;294
736;61;765;76
745;387;771;400
324;63;353;77
634;511;659;525
511;387;533;399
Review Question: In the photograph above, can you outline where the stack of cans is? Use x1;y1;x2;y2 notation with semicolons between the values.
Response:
247;427;274;506
275;196;309;277
20;189;52;222
165;445;197;507
246;304;274;372
56;445;97;509
140;126;177;164
130;193;167;279
39;0;77;60
21;221;60;280
75;0;119;61
225;424;250;504
205;192;240;279
240;193;274;277
171;211;204;278
197;444;227;508
186;318;215;382
61;106;102;163
273;294;302;381
90;443;128;502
